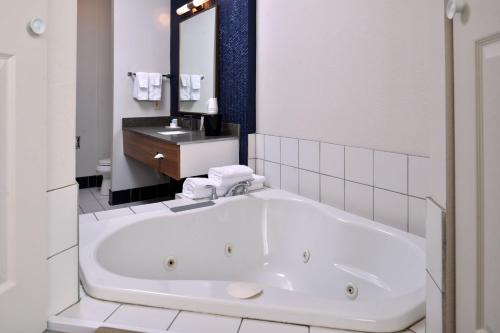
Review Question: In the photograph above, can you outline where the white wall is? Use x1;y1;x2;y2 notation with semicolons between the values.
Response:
112;0;171;191
76;0;113;178
256;0;446;158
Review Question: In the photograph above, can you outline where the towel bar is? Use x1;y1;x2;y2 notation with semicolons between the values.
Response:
128;72;173;80
128;72;205;81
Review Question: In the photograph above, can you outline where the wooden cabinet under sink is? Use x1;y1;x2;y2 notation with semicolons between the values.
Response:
123;129;239;180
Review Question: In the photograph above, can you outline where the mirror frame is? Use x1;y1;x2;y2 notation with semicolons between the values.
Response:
177;3;219;116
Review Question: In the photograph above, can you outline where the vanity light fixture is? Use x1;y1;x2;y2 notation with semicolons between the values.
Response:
176;0;211;16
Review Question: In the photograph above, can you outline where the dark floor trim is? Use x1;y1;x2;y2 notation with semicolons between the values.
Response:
76;175;103;189
109;179;185;206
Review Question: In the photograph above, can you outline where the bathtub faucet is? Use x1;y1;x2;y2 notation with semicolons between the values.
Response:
224;180;252;197
204;185;219;200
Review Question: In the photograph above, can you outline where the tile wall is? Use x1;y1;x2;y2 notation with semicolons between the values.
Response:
46;0;79;316
47;183;79;315
248;134;430;237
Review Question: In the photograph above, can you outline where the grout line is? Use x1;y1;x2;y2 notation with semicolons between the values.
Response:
297;140;301;195
96;199;107;211
236;318;244;333
47;182;78;193
103;304;122;323
426;269;444;293
89;187;99;200
343;146;346;210
263;135;266;161
166;310;182;331
372;150;375;220
279;137;282;189
318;142;322;202
407;155;410;232
47;244;78;261
54;298;81;316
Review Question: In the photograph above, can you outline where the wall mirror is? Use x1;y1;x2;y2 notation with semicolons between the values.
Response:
179;6;217;114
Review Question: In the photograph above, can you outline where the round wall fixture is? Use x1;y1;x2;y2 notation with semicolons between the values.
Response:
302;249;311;263
29;18;47;35
225;243;234;257
163;256;177;271
345;282;358;300
446;0;465;20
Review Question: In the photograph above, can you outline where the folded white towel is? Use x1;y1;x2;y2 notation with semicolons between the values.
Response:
179;74;191;101
190;74;202;101
133;72;149;101
209;165;254;180
182;178;218;199
208;165;254;187
148;73;162;101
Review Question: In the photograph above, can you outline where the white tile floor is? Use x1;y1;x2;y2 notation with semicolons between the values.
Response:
63;190;426;333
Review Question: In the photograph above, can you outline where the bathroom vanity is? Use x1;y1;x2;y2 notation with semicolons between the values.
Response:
122;118;239;180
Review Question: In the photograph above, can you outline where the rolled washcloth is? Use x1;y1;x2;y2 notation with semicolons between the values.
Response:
182;178;220;199
208;165;253;187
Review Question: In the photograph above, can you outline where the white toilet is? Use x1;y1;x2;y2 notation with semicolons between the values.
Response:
96;158;111;196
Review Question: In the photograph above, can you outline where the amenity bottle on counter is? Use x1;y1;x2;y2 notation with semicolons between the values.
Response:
204;114;222;136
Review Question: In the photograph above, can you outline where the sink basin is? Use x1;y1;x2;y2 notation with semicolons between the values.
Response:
157;131;188;136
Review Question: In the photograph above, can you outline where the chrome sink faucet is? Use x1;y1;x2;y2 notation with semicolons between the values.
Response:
224;180;252;197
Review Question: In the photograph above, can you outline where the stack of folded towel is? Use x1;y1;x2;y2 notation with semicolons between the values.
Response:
182;165;266;200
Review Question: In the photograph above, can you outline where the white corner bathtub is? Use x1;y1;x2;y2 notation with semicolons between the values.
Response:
79;189;425;332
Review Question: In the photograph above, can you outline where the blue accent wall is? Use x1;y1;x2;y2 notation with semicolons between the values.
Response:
171;0;256;164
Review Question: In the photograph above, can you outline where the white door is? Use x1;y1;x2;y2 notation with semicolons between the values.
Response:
0;1;49;332
453;0;500;332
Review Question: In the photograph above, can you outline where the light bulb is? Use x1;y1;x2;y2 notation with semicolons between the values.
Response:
192;0;210;7
176;4;190;15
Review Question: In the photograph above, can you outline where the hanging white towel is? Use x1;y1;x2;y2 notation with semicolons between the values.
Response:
190;74;202;101
133;72;149;101
148;73;162;101
179;74;191;101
